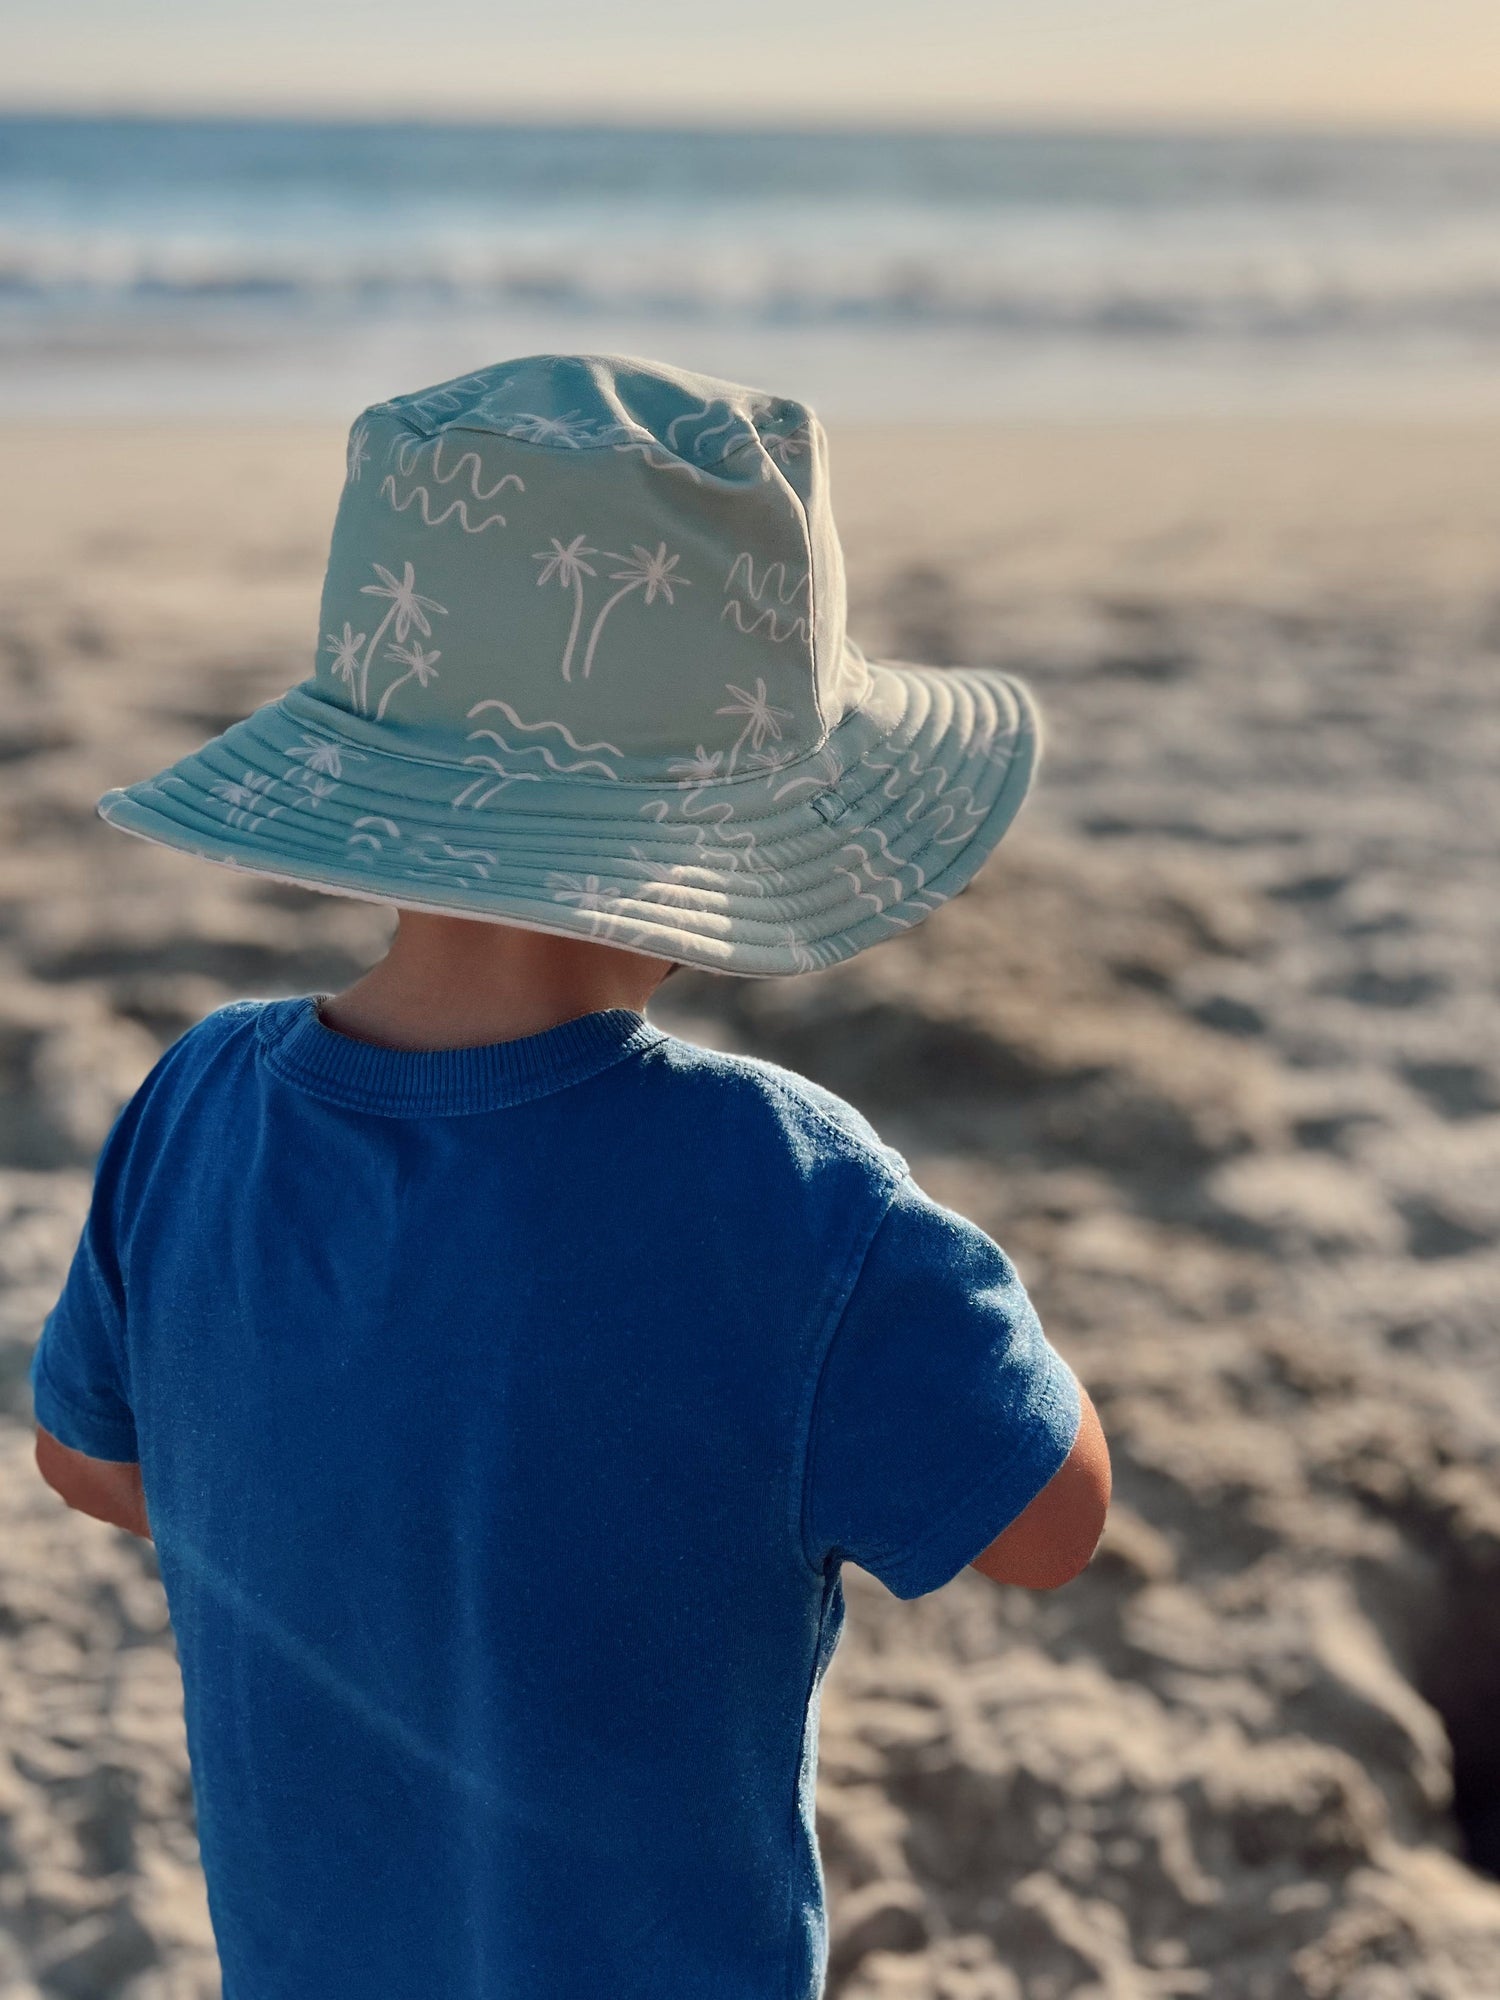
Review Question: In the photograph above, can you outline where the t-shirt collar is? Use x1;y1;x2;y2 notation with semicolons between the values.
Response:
258;996;665;1116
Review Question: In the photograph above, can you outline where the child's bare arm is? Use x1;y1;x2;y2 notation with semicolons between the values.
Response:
969;1384;1110;1591
34;1427;153;1541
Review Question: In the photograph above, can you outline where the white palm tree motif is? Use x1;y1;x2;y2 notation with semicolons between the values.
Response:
505;411;594;446
546;871;612;913
717;677;794;770
626;844;707;909
286;734;363;779
746;745;798;777
668;745;724;785
324;623;366;698
580;543;689;679
356;561;447;712
533;535;598;681
374;642;441;721
346;421;371;483
772;741;844;802
292;774;339;808
212;771;282;829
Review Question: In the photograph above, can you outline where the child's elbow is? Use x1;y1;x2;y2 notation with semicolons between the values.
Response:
1027;1499;1109;1590
969;1387;1111;1592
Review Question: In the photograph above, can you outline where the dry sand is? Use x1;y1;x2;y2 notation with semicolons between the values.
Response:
2;419;1499;1998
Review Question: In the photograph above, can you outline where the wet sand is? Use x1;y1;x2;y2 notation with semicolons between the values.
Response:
2;419;1499;1997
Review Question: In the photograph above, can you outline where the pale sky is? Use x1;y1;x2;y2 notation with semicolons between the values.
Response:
5;0;1500;128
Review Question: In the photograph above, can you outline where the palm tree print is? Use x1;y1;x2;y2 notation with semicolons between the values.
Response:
374;642;441;721
626;844;708;909
668;745;724;785
505;411;596;446
286;734;364;780
533;536;598;681
580;542;689;680
291;774;339;809
746;745;798;777
546;871;612;913
356;561;447;712
212;772;283;831
717;678;794;771
324;623;366;700
346;421;371;483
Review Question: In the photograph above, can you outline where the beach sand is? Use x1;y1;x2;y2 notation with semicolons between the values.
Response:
3;418;1500;1997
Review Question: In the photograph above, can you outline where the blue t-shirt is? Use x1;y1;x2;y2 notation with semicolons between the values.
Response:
30;998;1079;2000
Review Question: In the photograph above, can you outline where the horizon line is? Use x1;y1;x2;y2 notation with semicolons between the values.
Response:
4;100;1500;143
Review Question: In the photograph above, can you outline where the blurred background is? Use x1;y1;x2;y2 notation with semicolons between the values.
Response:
3;5;1500;1997
7;1;1500;424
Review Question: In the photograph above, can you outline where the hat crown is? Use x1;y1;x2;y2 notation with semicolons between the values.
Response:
313;354;864;790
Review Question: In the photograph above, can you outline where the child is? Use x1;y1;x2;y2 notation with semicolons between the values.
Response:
31;354;1109;2000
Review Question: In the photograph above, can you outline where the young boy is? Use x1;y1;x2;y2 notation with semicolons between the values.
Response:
31;354;1109;2000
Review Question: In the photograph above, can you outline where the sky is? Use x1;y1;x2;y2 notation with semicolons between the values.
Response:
4;0;1499;128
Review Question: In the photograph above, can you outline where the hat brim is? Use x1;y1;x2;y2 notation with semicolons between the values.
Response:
97;660;1041;977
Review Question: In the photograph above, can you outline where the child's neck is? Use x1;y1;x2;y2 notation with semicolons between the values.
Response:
316;909;673;1053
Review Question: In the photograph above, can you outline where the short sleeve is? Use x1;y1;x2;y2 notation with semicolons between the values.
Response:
802;1177;1080;1600
29;1152;139;1465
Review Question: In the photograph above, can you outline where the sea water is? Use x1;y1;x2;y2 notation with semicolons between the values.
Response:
3;114;1500;421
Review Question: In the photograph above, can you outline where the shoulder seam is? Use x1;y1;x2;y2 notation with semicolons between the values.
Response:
726;1057;908;1182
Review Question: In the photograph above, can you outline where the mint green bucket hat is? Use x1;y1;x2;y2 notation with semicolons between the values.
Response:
100;353;1043;975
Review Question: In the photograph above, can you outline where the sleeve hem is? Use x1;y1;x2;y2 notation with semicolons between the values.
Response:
867;1353;1082;1602
29;1348;140;1464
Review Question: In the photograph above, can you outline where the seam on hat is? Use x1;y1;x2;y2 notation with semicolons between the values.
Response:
270;662;935;792
760;428;828;746
372;401;771;475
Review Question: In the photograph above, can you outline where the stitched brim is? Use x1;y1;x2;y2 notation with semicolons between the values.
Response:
98;661;1042;977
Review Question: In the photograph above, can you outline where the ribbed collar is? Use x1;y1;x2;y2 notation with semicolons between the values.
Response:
257;996;665;1116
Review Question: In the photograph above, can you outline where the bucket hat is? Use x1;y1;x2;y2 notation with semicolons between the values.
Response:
100;353;1043;976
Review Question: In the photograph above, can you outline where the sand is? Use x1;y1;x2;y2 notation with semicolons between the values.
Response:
2;418;1500;1998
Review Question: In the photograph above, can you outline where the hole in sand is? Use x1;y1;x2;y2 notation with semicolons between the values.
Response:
1417;1568;1500;1877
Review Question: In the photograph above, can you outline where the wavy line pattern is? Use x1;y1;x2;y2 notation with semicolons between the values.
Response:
466;701;623;760
379;478;512;534
635;792;780;893
720;600;811;645
831;864;891;916
465;727;620;780
451;761;547;809
841;836;919;904
851;823;928;894
390;436;524;501
380;437;525;532
610;438;705;485
724;553;811;605
406;839;499;878
665;398;741;456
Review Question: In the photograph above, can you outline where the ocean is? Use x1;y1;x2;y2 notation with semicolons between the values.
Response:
4;113;1500;421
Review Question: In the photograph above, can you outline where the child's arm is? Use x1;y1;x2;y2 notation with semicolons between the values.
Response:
968;1382;1109;1590
34;1426;152;1541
